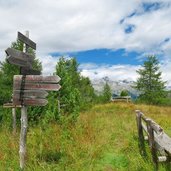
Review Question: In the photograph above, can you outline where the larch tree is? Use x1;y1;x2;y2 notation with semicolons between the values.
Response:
134;56;166;105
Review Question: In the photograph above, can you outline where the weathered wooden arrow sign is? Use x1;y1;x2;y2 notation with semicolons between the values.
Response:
14;82;61;91
14;75;61;83
13;90;48;99
13;98;48;106
6;48;33;67
18;32;36;50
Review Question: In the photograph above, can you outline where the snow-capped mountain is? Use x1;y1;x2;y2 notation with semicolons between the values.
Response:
91;77;138;96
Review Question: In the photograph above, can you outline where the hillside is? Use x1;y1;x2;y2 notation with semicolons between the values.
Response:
0;103;171;170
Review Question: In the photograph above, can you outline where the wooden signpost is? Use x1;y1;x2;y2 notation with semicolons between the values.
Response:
4;31;61;169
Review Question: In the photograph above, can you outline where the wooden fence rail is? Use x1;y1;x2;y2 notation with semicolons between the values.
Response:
135;110;171;168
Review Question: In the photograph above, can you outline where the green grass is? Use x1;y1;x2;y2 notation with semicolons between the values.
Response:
0;102;171;170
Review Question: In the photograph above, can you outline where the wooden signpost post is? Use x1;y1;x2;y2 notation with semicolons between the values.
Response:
4;31;61;169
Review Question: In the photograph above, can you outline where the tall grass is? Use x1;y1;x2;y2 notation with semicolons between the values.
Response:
0;102;171;170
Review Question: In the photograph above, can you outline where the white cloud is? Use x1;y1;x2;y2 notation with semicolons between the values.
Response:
80;61;171;87
160;60;171;86
0;0;171;77
80;63;140;81
38;55;59;75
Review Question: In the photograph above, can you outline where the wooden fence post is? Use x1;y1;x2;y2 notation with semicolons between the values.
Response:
136;110;146;156
146;119;158;169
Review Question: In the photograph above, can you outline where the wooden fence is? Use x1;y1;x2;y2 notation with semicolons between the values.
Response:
135;110;171;168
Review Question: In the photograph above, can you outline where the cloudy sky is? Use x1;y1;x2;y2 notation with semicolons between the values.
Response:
0;0;171;85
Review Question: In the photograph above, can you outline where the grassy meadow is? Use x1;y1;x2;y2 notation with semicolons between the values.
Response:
0;102;171;170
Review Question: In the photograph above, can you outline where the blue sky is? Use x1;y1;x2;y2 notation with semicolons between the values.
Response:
51;49;142;65
0;0;171;85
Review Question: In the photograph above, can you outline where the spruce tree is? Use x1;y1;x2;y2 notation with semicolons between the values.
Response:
134;56;166;104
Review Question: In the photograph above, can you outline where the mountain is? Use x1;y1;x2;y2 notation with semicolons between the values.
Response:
91;77;139;99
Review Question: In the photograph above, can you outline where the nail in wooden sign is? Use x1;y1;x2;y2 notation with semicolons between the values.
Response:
18;32;36;50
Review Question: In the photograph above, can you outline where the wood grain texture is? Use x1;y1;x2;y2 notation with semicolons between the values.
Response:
19;106;28;169
14;82;61;91
136;110;171;164
13;98;48;106
14;75;61;83
6;48;33;67
6;48;34;62
13;90;48;98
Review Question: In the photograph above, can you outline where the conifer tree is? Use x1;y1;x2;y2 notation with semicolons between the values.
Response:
134;56;166;104
53;57;95;121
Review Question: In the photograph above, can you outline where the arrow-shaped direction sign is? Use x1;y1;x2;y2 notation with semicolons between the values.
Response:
6;48;33;67
14;83;61;91
18;32;36;50
13;98;48;106
13;90;48;99
14;75;61;83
